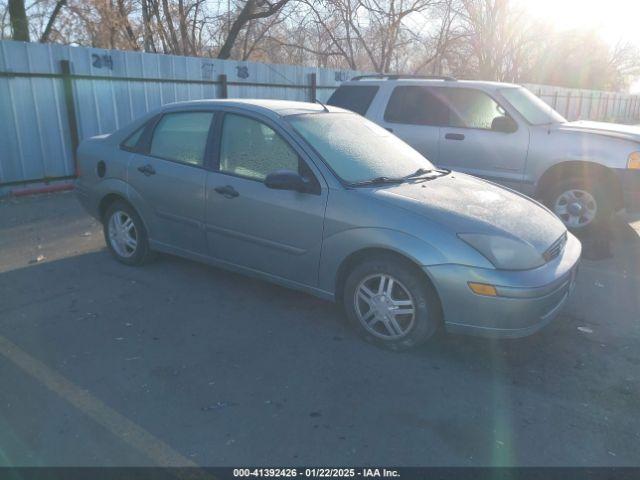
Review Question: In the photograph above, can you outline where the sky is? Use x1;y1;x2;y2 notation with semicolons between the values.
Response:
514;0;640;92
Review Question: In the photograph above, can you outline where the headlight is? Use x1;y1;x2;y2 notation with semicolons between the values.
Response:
458;233;545;270
628;152;640;170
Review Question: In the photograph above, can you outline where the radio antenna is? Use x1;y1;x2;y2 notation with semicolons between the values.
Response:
315;98;330;113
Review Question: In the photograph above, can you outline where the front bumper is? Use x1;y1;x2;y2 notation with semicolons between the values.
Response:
615;168;640;212
425;232;581;338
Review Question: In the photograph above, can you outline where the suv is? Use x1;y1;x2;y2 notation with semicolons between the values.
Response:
328;75;640;231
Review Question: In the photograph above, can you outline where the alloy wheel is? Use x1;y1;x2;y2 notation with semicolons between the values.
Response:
354;274;416;340
108;210;138;258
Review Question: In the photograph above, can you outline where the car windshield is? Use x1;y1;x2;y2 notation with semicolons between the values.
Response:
500;87;566;125
287;112;435;184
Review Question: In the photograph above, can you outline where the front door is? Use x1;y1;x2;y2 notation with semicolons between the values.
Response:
435;87;530;189
375;85;444;163
127;111;214;254
204;112;327;286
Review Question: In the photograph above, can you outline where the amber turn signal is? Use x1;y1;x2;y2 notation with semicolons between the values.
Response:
468;282;498;296
628;152;640;170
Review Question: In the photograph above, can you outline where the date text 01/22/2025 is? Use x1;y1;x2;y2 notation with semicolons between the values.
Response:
233;468;400;478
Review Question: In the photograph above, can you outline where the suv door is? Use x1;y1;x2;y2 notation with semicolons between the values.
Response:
127;110;214;254
436;87;529;188
204;112;327;286
376;85;446;163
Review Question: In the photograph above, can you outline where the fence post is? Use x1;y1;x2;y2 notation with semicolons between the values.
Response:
60;60;80;175
565;91;572;118
577;91;584;119
552;91;559;109
218;74;228;99
309;73;317;103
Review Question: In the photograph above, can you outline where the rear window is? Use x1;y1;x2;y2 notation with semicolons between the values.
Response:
149;112;214;166
384;86;447;126
327;85;379;116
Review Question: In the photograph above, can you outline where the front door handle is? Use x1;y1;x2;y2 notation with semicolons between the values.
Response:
214;185;239;199
445;133;465;141
385;127;394;133
137;164;156;176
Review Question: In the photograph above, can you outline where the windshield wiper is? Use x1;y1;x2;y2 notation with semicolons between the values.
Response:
402;167;433;179
403;167;450;180
350;168;449;187
350;176;406;187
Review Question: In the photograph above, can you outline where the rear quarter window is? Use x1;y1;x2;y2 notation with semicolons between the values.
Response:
327;85;379;116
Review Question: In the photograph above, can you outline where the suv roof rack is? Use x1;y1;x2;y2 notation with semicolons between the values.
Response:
350;74;457;81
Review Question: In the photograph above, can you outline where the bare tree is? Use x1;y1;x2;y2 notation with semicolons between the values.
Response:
8;0;29;40
40;0;66;43
217;0;289;59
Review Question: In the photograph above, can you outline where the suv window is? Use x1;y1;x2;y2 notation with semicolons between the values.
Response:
219;114;300;181
384;86;447;125
441;88;506;130
328;85;379;115
149;112;214;165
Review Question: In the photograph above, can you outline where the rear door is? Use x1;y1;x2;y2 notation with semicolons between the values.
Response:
204;111;327;287
127;110;214;254
374;85;446;163
436;87;529;188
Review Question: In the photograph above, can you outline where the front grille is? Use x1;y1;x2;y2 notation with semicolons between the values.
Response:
544;232;567;262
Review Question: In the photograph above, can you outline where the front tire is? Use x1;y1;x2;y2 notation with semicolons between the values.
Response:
343;255;441;351
543;177;612;233
103;201;153;266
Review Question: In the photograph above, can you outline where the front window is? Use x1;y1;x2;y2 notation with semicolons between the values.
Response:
441;88;507;130
220;113;300;181
500;87;566;125
287;113;435;184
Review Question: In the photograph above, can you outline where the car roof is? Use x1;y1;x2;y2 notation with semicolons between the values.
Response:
161;98;349;118
340;79;521;90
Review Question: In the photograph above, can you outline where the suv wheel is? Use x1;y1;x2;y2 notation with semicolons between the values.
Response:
103;201;153;266
544;177;612;233
343;255;441;351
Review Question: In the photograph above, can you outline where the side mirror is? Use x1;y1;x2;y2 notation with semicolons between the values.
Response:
491;116;518;133
265;169;309;192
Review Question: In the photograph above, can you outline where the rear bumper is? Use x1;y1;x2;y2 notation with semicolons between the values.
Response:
615;168;640;212
425;232;581;338
75;181;101;220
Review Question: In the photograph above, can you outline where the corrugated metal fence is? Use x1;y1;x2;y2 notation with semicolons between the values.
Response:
0;40;363;192
1;40;639;194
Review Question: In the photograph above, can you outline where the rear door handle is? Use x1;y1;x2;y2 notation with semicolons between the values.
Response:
214;185;239;199
137;164;156;176
445;133;465;141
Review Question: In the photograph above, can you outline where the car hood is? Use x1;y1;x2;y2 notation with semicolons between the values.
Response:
370;172;566;254
555;120;640;143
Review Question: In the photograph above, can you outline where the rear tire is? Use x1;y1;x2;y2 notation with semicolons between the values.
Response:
542;176;612;234
343;255;441;351
103;201;153;266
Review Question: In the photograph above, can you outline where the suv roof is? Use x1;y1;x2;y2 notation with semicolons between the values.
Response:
344;75;520;90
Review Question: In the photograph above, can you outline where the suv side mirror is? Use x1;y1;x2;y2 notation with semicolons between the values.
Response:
265;170;309;192
491;116;518;133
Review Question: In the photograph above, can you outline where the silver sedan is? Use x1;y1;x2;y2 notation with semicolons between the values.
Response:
76;100;581;350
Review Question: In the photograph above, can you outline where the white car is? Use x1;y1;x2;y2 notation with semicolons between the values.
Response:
328;75;640;231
